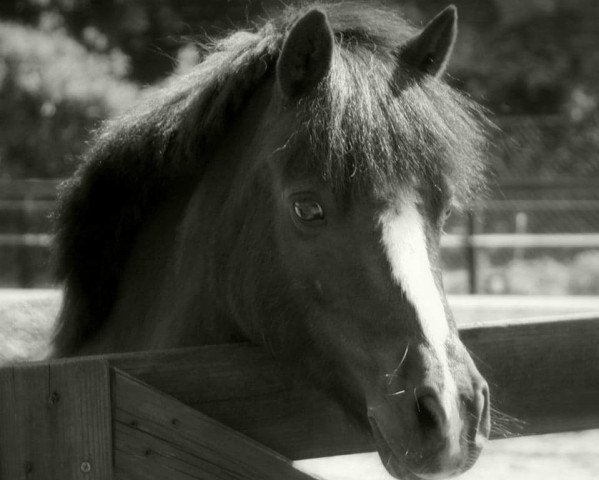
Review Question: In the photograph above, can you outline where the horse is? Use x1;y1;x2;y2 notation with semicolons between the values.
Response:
51;3;492;479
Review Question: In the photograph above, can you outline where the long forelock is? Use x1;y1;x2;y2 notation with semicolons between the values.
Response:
294;10;491;207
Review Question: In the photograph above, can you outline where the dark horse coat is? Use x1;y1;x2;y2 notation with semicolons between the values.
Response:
53;3;491;478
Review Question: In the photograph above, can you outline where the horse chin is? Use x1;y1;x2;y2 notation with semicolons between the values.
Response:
368;416;460;480
369;417;418;480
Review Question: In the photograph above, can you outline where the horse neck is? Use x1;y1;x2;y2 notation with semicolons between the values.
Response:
147;80;283;348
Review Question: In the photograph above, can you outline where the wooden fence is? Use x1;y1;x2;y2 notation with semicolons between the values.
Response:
1;313;598;479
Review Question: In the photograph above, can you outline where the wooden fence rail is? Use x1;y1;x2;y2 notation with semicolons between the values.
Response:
1;314;598;479
0;179;61;198
442;233;599;249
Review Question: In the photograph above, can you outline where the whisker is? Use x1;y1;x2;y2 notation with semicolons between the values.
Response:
490;405;526;438
386;343;410;386
390;389;406;396
413;388;420;412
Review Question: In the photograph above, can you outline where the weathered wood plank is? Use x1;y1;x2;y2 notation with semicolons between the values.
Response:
460;314;599;437
110;344;368;459
105;314;599;459
115;446;201;480
0;358;113;479
0;363;54;480
3;315;597;466
112;369;317;480
49;359;114;479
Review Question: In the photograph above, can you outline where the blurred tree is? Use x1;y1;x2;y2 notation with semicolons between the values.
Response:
494;113;599;178
444;0;599;177
0;21;140;178
0;0;597;178
0;0;265;83
1;0;597;116
451;2;599;117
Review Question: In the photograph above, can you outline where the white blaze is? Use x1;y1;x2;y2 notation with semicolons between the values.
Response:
379;191;460;455
379;193;448;351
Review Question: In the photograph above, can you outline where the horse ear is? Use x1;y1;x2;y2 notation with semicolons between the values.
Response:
277;8;334;100
401;5;458;78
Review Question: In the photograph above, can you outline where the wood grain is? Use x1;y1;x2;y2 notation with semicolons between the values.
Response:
112;369;317;480
0;358;113;479
105;315;599;459
110;344;369;459
2;315;597;467
460;314;599;437
0;363;53;479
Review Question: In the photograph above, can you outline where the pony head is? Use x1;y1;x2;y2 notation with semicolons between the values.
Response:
53;3;491;478
238;5;490;479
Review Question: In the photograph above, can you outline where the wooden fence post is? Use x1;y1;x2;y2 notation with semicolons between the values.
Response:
466;210;478;294
112;370;318;480
15;193;34;287
0;358;113;480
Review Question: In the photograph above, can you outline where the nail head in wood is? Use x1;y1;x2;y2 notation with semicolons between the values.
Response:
49;391;60;404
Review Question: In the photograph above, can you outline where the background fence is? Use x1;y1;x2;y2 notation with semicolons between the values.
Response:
0;179;58;287
1;1;598;293
442;177;599;294
2;175;599;293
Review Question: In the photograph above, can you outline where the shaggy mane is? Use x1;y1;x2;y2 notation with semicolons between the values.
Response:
53;2;490;355
295;4;490;200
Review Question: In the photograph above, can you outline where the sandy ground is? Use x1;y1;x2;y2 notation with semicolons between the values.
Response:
0;288;59;362
460;430;599;480
296;430;599;480
1;289;598;479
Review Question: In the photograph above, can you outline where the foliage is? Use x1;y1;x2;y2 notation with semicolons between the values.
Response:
445;0;599;178
0;0;598;179
490;113;599;178
451;3;599;117
0;0;260;83
0;21;140;178
5;1;597;115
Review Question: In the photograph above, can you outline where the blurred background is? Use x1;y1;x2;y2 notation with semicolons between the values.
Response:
0;1;598;479
1;0;598;295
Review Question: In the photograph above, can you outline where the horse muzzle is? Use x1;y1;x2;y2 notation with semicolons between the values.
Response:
366;343;491;480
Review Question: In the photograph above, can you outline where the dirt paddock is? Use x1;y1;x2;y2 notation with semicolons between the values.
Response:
296;429;599;479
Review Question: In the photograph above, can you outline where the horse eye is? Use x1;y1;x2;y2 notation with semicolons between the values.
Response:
293;200;324;222
444;206;452;218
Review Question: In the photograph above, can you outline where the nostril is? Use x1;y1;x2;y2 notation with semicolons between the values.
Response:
416;394;446;433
